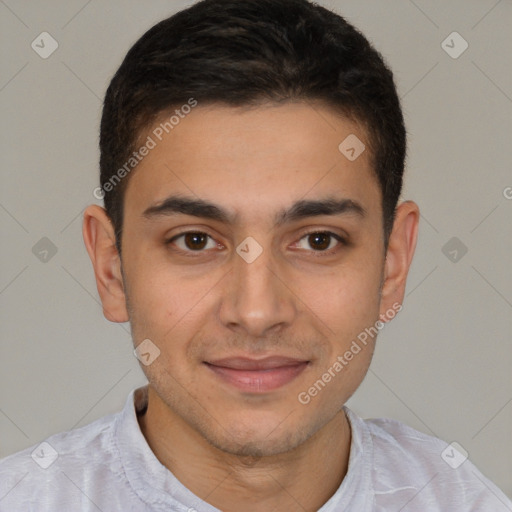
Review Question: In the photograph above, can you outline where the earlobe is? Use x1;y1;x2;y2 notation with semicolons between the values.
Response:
82;205;129;323
380;201;420;317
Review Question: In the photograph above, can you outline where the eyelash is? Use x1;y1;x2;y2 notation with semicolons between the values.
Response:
165;230;347;257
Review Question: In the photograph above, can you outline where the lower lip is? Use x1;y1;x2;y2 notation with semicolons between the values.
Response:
205;362;309;393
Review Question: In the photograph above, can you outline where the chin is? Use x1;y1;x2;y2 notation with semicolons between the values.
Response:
207;430;303;458
201;412;314;458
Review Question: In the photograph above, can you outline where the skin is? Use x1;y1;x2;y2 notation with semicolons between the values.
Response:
83;102;419;512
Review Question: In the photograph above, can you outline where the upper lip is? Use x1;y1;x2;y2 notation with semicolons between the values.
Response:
205;356;309;371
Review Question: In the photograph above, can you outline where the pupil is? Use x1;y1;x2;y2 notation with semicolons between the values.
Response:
309;233;330;250
185;232;207;250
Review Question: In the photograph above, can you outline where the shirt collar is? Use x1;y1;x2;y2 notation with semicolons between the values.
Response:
114;385;221;511
115;386;373;511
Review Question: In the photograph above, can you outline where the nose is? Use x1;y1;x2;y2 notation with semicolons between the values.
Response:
218;242;297;339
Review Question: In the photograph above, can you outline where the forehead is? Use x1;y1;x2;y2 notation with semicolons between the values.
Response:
124;102;380;223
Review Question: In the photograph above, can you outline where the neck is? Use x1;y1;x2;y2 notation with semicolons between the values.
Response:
138;386;351;512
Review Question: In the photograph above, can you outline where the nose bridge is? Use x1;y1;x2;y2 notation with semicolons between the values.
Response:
219;240;295;337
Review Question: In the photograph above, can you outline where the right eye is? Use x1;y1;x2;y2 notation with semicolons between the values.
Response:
166;231;222;253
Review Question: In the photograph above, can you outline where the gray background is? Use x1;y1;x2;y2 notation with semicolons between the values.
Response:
1;0;511;501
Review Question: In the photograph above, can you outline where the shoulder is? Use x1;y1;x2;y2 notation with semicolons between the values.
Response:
0;411;117;471
346;409;512;511
0;412;122;510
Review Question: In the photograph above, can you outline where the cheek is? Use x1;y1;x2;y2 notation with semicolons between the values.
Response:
294;260;382;340
124;261;186;342
295;267;381;410
125;259;221;360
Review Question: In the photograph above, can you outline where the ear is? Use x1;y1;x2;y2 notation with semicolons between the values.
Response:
82;205;129;323
379;200;419;318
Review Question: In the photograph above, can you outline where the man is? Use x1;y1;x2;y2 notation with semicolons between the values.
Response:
1;0;510;510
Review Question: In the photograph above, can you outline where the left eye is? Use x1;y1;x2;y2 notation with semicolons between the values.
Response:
170;232;219;251
294;232;344;252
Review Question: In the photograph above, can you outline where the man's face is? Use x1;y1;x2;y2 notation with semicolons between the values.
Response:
120;102;388;456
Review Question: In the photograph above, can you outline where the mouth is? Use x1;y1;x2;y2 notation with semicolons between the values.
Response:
203;356;310;393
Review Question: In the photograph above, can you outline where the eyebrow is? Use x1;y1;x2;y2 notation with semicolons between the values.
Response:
142;195;366;226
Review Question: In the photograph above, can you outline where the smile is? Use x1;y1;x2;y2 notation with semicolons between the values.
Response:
204;356;310;393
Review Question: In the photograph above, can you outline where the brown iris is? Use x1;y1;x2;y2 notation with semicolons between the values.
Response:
308;232;331;251
184;232;208;250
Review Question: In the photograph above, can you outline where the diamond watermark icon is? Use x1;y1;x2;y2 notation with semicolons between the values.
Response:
32;237;58;263
31;32;59;59
31;441;58;469
442;237;468;263
338;134;365;161
441;441;468;469
441;32;468;59
236;236;263;264
134;339;161;366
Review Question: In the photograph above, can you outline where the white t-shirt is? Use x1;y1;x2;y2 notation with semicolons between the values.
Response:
0;386;510;511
